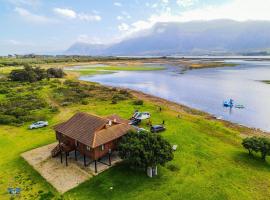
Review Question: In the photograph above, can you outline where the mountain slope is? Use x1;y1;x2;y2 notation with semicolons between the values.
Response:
66;20;270;55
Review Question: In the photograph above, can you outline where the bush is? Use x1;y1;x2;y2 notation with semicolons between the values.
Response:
111;99;117;104
166;164;180;172
81;99;89;105
0;114;17;124
47;68;65;78
133;100;143;105
9;66;47;82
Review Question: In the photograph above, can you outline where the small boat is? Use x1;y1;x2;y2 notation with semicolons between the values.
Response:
223;99;234;107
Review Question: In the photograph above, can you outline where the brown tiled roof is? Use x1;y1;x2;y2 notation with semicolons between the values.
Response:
54;112;131;148
93;124;132;148
54;112;108;147
106;114;130;124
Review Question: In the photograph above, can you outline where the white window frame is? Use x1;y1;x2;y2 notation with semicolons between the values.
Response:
100;144;105;151
86;146;91;151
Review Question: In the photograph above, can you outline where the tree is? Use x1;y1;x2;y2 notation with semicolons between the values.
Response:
118;131;173;170
258;137;270;161
242;136;270;161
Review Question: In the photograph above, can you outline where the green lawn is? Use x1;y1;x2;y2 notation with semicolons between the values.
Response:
65;65;166;75
1;77;270;200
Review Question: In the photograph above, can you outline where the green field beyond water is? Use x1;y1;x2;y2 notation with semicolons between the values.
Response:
0;73;270;200
65;65;166;75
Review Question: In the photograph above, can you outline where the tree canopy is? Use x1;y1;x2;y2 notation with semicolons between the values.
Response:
118;131;174;169
242;136;270;160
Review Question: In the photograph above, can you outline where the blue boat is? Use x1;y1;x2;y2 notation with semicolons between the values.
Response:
223;99;234;107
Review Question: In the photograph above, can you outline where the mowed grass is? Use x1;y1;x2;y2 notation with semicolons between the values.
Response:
1;79;270;199
65;65;165;75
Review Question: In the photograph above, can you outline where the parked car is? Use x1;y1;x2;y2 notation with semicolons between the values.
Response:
132;126;149;133
29;121;48;129
150;125;166;133
132;112;151;120
129;118;141;126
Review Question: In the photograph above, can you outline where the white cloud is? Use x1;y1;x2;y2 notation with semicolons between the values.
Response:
121;0;270;36
176;0;196;8
117;15;123;20
14;7;55;23
78;13;101;21
161;0;169;4
53;8;76;19
8;0;40;6
54;8;101;22
118;23;129;31
114;2;122;7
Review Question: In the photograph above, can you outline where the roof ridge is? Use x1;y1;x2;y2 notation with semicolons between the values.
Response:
78;112;108;122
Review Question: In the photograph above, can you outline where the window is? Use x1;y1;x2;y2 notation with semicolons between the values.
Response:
86;146;91;151
99;144;105;151
75;140;79;147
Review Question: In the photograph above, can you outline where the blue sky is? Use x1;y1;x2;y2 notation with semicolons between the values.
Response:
0;0;269;55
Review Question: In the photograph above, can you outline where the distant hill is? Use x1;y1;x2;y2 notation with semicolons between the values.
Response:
65;42;108;56
66;20;270;56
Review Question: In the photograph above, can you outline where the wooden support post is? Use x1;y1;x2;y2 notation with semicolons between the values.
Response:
108;153;111;166
75;149;77;161
65;152;68;166
60;151;63;163
84;154;86;166
95;160;97;173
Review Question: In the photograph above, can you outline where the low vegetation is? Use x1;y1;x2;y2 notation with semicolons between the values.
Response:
188;62;237;69
9;65;65;82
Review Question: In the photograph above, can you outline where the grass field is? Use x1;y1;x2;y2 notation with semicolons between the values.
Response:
1;67;270;199
64;65;166;75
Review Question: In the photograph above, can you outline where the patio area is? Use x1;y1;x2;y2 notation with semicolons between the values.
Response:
21;143;122;193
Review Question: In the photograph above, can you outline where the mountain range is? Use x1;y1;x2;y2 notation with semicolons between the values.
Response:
65;20;270;56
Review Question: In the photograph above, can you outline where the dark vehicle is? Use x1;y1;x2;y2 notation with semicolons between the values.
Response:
150;125;165;133
129;118;141;126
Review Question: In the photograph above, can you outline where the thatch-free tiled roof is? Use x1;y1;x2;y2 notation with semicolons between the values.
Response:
54;112;131;148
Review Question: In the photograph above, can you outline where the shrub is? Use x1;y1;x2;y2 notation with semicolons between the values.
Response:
81;99;89;105
47;68;65;78
9;66;47;82
166;164;180;172
111;99;117;104
0;114;17;124
133;100;144;105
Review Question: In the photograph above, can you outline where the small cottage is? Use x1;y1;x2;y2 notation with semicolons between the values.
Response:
52;112;132;172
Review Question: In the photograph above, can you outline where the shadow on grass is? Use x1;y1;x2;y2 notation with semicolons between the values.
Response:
65;162;164;200
233;151;270;171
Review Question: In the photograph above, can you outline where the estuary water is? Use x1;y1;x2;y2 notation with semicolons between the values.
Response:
79;60;270;132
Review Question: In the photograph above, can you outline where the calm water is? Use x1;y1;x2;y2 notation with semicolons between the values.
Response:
79;60;270;132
